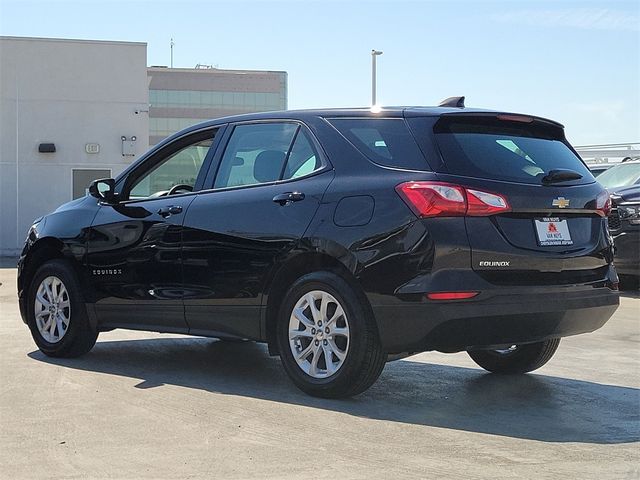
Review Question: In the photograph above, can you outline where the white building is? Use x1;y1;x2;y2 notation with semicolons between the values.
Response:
0;36;149;255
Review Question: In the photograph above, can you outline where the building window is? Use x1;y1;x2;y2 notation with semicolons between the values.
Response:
149;89;283;110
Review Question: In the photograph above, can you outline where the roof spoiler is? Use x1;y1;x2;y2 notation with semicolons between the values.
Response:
439;96;465;108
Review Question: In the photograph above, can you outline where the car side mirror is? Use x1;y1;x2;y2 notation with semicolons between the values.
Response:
88;178;117;203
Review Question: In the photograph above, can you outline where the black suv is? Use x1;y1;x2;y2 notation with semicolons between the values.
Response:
18;101;619;398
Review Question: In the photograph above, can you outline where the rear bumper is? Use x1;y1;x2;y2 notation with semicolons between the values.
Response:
372;280;619;353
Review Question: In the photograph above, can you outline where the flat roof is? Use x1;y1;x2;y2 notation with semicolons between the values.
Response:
0;35;146;47
147;66;287;75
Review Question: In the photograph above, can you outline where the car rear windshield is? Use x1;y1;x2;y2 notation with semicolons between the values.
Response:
328;118;429;170
432;116;594;185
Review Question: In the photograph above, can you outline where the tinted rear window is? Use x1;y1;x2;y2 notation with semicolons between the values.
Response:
328;118;429;170
432;116;594;185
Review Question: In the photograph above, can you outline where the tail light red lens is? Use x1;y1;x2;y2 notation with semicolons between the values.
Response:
596;190;611;217
466;189;510;216
395;182;466;217
396;181;511;218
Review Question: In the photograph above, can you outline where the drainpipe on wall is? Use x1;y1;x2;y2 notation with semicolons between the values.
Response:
15;81;20;254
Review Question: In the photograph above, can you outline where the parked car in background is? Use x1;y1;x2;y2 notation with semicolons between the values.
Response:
597;161;640;189
608;185;640;283
17;102;619;398
588;164;614;177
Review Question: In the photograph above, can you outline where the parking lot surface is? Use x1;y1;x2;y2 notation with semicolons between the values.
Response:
1;263;638;479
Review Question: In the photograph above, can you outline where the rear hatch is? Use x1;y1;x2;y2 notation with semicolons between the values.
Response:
407;113;612;286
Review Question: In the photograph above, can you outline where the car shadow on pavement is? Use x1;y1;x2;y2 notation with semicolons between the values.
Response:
28;337;639;445
620;290;640;299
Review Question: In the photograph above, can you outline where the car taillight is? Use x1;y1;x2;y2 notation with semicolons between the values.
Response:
395;182;466;217
596;190;611;217
395;182;511;218
466;189;510;216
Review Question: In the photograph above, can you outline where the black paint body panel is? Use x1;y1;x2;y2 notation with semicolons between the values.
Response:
86;196;197;331
181;170;334;338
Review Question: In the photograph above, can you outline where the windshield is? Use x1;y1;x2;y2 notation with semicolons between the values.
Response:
596;163;640;189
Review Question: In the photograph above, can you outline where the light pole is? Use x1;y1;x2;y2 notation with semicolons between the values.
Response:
371;49;383;106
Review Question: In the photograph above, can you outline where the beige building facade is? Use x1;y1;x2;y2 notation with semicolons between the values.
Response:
0;36;149;255
148;66;287;145
0;37;288;255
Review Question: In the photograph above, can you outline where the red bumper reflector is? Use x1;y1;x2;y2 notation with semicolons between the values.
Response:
427;291;479;300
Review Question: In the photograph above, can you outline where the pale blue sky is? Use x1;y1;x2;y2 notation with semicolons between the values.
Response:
1;0;638;145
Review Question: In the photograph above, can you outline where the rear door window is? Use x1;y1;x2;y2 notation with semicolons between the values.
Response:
431;116;594;185
328;118;429;170
282;129;322;180
214;123;297;189
213;122;325;189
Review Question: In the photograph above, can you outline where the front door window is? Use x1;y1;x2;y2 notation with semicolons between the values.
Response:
129;136;214;200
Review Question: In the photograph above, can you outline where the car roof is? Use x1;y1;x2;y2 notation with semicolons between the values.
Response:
148;105;566;157
122;105;568;185
172;105;563;136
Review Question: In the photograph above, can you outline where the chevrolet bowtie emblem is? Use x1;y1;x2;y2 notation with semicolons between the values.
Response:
552;197;570;208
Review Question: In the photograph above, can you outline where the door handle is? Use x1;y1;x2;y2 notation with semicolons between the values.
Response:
272;192;305;206
158;205;183;218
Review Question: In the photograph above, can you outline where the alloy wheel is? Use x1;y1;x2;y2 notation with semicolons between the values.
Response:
288;290;350;379
34;275;70;343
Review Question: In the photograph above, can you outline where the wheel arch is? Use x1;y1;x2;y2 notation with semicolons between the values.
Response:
19;237;82;297
263;251;373;355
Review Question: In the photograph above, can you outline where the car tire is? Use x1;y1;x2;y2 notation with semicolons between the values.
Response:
276;271;386;398
467;338;560;374
26;259;98;358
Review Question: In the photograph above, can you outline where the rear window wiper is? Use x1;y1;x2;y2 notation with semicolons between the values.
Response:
541;169;583;184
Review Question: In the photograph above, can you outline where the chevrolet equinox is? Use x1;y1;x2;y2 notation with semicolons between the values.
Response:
18;98;620;398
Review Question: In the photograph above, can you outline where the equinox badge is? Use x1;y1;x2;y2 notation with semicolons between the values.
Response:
552;197;570;208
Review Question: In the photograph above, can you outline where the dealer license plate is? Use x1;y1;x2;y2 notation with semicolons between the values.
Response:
534;217;573;246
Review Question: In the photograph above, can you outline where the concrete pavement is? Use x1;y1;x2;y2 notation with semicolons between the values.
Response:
1;264;638;479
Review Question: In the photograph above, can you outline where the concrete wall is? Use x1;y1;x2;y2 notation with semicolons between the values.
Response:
0;37;149;255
